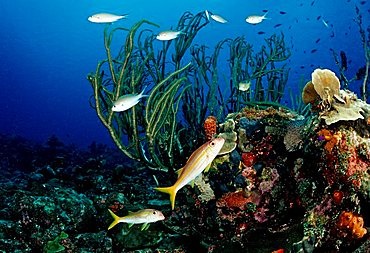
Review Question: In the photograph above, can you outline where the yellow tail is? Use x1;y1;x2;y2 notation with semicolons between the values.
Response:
154;186;177;210
107;209;121;230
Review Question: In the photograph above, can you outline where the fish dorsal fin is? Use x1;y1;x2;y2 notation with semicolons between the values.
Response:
176;167;184;178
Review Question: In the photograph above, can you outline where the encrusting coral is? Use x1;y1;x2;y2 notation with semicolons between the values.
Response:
194;175;215;202
320;91;365;125
283;119;305;152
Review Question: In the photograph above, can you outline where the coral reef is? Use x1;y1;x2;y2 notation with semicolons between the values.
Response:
292;69;370;251
217;118;238;155
2;67;370;252
0;134;178;252
150;68;369;252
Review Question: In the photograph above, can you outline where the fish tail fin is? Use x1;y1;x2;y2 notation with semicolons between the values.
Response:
263;12;271;19
205;10;210;21
107;209;122;230
154;185;177;210
140;85;149;97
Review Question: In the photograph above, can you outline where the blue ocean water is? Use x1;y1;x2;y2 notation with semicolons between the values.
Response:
0;0;369;147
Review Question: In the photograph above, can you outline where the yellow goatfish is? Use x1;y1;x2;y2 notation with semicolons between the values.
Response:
155;137;225;210
107;209;165;230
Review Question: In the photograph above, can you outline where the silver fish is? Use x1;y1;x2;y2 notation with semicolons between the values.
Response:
112;87;148;112
88;13;127;23
156;30;183;41
210;14;228;24
238;81;251;91
245;12;269;24
322;19;329;28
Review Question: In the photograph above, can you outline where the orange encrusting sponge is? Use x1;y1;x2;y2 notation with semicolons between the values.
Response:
204;116;217;141
337;211;367;239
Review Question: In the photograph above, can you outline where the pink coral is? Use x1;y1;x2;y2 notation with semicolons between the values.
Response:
259;181;274;194
241;165;257;191
254;207;269;223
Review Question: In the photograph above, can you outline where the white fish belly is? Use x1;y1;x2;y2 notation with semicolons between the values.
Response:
176;153;211;190
121;217;147;224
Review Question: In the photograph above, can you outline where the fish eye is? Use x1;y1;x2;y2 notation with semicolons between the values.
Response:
211;141;215;146
153;211;157;214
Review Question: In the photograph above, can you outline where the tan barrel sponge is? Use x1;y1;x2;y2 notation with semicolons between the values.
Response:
302;81;319;104
311;68;340;105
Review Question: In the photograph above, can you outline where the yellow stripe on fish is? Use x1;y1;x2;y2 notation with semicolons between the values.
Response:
155;137;225;210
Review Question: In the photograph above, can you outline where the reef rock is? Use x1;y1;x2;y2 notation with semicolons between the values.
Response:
320;90;367;125
217;118;237;155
